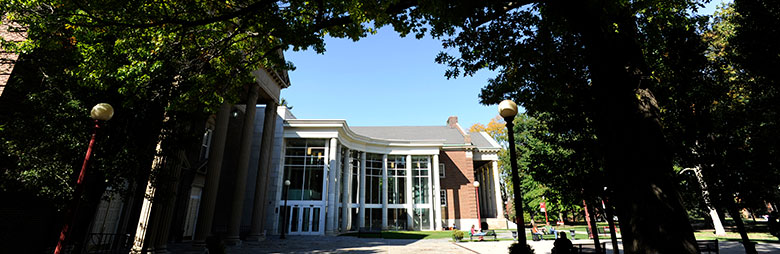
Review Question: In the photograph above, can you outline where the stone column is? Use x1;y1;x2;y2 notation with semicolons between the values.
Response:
358;152;366;228
381;154;388;229
432;154;442;230
193;103;232;247
325;138;339;234
341;149;352;232
491;161;505;220
225;85;260;246
405;154;413;230
248;101;279;241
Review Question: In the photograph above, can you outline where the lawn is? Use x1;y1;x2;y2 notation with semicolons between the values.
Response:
339;221;780;243
339;230;454;239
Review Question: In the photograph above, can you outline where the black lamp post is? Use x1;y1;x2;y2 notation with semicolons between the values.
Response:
55;103;114;254
281;179;291;239
499;99;526;244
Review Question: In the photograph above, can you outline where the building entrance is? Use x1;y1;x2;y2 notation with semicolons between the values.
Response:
282;203;324;235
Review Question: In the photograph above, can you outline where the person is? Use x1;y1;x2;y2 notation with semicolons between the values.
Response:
470;225;486;241
551;232;573;254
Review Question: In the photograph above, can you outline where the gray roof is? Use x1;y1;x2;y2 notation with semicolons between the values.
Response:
469;131;499;149
350;126;467;144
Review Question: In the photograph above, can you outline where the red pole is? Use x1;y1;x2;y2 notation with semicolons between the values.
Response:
55;120;100;254
475;186;481;229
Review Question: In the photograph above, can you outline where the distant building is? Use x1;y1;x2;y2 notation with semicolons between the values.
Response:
262;112;506;235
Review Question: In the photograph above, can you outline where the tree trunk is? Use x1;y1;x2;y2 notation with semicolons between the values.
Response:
727;204;758;254
552;1;699;253
584;200;602;253
690;167;727;236
604;199;620;254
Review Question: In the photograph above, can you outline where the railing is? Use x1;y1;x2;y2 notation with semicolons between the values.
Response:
82;233;132;254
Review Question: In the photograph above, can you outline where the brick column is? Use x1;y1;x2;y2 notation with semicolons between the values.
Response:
358;152;366;228
381;154;388;229
193;102;232;248
248;101;279;241
405;154;413;230
341;149;352;232
432;154;442;230
492;161;505;220
325;138;339;234
225;84;260;246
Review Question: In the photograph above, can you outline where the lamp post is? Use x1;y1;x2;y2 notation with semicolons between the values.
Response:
499;99;527;244
473;181;481;229
280;179;291;239
54;103;114;254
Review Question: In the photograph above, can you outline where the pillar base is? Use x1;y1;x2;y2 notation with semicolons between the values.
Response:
246;233;266;242
223;237;242;247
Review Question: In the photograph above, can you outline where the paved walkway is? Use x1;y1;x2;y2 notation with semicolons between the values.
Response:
179;235;780;254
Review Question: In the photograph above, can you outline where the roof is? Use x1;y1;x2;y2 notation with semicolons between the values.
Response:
470;131;500;149
0;19;27;97
350;126;466;144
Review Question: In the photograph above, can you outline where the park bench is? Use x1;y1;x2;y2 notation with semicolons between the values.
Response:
572;243;607;254
469;230;497;241
697;240;719;254
357;226;382;238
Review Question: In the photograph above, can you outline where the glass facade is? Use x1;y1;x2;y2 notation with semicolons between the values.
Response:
283;139;326;200
412;156;430;204
387;208;408;230
387;155;406;204
366;153;383;204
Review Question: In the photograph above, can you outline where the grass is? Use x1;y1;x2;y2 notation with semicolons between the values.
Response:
339;230;454;240
339;220;780;243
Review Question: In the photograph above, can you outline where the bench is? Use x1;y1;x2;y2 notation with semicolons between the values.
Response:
572;243;607;254
697;240;718;254
469;230;497;241
357;227;382;238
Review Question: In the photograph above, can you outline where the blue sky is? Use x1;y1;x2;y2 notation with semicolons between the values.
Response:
282;1;726;128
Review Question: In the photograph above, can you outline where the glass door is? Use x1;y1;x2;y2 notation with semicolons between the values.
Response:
283;204;323;235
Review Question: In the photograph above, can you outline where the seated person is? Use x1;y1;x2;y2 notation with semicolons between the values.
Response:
551;233;573;254
546;225;558;237
470;225;486;240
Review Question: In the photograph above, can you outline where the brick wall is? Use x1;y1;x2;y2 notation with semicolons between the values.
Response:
439;150;478;221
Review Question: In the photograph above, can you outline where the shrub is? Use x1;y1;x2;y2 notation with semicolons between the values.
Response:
452;230;465;241
508;242;535;254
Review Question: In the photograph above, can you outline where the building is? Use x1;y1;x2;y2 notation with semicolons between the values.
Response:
261;109;506;235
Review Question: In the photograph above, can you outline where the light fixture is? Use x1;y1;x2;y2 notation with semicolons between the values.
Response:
473;181;480;188
90;103;114;121
498;100;518;118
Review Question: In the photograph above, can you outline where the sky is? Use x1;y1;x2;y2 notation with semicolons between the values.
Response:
281;0;727;129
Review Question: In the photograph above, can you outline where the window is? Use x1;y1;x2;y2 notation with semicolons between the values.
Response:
351;150;360;204
439;163;445;178
412;155;430;204
440;190;447;206
198;129;213;161
366;153;383;204
282;139;327;200
387;155;406;204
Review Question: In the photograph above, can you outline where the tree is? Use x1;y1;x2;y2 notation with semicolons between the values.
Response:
400;1;707;252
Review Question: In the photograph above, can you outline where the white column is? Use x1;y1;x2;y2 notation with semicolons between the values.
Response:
492;161;505;220
359;152;366;228
432;154;442;230
405;154;413;230
381;154;388;229
326;138;339;234
426;156;434;230
342;149;352;232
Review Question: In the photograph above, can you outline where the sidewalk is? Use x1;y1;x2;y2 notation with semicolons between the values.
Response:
167;235;780;254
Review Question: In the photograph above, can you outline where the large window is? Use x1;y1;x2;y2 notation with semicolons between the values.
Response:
283;139;326;200
351;150;360;204
387;155;406;204
412;156;430;204
387;208;408;230
413;208;431;230
366;153;383;204
364;208;382;229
